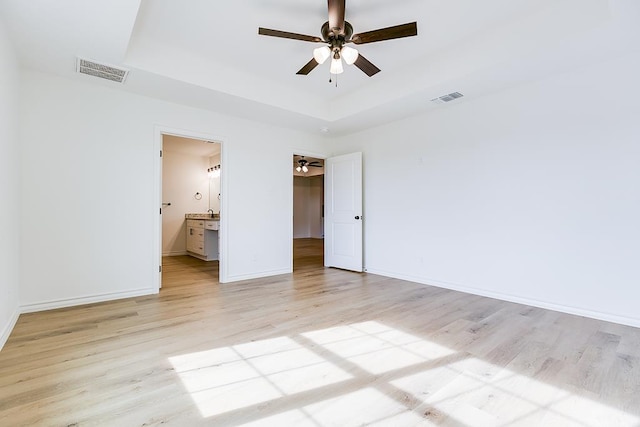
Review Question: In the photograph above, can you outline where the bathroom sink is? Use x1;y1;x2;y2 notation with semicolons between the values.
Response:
185;213;220;220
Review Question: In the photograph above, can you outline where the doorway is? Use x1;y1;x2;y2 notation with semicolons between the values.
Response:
293;154;325;271
155;126;225;290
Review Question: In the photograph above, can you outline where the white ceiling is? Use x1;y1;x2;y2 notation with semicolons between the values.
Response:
1;0;639;136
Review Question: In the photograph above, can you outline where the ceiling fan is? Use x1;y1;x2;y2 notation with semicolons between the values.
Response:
296;156;323;173
258;0;417;77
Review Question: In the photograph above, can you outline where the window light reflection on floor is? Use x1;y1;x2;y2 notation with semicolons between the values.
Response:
239;388;427;427
168;321;640;426
391;356;639;426
169;336;352;417
302;321;456;375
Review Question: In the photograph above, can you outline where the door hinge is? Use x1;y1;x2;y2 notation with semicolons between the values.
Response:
159;265;162;273
159;207;162;215
160;150;163;157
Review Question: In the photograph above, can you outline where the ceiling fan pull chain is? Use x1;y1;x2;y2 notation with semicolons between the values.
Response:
329;72;338;87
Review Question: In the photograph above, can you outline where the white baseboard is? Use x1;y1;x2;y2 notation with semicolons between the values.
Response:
163;251;187;257
20;288;158;314
366;268;640;329
0;307;20;351
223;268;291;283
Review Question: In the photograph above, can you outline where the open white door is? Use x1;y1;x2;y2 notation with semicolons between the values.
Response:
324;152;363;272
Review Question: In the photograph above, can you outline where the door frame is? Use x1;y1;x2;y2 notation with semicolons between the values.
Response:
154;125;228;290
290;149;327;272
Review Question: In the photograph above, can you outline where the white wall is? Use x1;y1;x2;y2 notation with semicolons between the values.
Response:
0;20;21;349
293;177;310;239
308;175;324;239
209;153;221;214
19;70;327;311
293;176;323;239
331;52;640;327
162;141;211;256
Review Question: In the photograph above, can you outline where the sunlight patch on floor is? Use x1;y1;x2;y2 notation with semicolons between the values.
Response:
237;388;436;427
302;321;456;374
169;336;352;418
169;321;639;425
391;357;639;427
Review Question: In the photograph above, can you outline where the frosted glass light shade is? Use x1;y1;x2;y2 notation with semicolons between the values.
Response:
302;165;309;173
341;46;359;65
330;57;344;74
313;46;331;64
296;166;302;172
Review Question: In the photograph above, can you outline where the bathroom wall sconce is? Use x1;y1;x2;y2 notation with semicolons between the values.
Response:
207;165;221;179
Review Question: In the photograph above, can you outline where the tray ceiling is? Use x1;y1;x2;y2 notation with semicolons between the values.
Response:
1;0;638;136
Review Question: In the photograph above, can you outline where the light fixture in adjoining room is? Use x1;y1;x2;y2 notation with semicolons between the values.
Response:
207;165;220;178
295;156;323;174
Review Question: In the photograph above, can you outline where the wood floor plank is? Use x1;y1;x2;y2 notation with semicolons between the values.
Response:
1;238;639;426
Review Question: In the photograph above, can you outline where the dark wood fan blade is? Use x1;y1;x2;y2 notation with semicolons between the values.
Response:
297;58;320;75
353;54;381;77
328;0;346;35
258;28;323;43
351;22;417;45
308;164;323;167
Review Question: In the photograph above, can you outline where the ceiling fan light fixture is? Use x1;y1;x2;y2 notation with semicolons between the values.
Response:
302;165;309;173
296;166;302;172
313;46;331;64
341;46;359;65
330;57;344;74
259;1;418;80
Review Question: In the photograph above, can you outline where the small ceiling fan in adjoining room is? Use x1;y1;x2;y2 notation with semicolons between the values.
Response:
259;0;417;77
295;156;323;173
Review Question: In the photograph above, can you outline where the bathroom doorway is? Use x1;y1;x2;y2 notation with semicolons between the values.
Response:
156;128;224;290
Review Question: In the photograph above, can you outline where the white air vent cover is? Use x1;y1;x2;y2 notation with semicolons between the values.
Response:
431;92;464;104
76;58;129;83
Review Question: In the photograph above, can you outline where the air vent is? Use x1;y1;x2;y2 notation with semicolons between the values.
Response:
76;58;129;83
431;92;464;104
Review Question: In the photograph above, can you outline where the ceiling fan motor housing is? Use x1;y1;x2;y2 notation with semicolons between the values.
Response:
321;21;353;50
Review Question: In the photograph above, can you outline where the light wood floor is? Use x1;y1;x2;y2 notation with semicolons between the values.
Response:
1;238;639;426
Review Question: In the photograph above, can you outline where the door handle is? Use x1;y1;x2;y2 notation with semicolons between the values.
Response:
355;216;360;220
